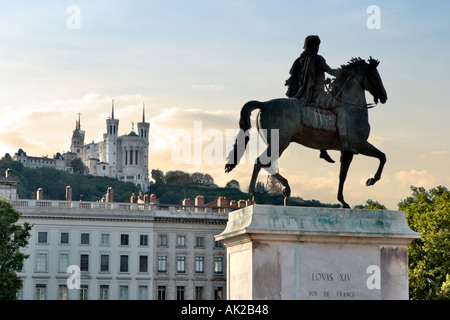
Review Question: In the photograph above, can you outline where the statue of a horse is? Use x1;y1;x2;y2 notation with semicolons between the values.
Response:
225;57;388;208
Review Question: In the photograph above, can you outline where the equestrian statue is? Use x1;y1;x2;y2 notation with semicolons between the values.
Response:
225;35;388;208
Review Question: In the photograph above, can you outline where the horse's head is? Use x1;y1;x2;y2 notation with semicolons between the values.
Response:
341;57;388;104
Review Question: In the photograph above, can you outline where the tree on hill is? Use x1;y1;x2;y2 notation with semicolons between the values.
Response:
400;185;450;300
151;169;164;184
0;199;32;299
225;179;240;190
354;199;387;210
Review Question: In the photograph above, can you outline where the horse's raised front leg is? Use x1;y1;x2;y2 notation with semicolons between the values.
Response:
357;141;386;186
337;151;354;208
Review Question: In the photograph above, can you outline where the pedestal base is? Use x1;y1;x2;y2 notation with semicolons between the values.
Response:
215;205;420;300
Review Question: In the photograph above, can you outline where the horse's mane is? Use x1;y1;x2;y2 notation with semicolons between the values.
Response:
330;57;379;94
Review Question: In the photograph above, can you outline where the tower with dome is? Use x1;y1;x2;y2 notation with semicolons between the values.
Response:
64;101;150;191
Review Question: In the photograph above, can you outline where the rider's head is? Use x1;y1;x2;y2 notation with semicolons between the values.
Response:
303;35;321;53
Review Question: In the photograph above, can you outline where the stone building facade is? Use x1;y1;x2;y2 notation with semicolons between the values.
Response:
14;199;228;300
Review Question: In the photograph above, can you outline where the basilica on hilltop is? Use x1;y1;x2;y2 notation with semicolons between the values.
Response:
63;101;150;191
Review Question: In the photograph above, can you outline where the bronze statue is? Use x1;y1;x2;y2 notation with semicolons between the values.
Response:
286;35;358;162
225;44;388;208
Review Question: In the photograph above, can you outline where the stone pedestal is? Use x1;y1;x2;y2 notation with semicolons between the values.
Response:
215;205;420;300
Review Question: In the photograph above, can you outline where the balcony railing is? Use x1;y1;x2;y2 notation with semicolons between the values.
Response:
11;199;234;215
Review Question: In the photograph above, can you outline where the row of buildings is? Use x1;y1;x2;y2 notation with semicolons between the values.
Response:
1;169;254;300
12;101;150;191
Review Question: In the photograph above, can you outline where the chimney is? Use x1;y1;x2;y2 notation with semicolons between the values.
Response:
150;194;159;203
182;198;192;206
217;196;229;207
238;200;246;208
66;186;72;201
36;188;44;200
195;195;205;206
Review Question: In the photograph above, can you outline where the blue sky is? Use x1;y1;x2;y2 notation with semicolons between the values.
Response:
0;1;449;209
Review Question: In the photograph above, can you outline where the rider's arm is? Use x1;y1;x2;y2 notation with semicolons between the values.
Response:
319;56;354;78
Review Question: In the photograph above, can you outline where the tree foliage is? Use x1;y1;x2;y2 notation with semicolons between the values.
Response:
399;186;450;300
354;199;387;210
0;199;32;300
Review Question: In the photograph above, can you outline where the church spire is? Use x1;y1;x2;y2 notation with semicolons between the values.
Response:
111;100;115;119
77;112;81;130
142;103;146;122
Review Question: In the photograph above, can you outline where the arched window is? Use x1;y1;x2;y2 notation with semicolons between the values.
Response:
130;149;133;165
135;150;138;165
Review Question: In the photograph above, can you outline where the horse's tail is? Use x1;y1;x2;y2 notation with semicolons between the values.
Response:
225;100;262;173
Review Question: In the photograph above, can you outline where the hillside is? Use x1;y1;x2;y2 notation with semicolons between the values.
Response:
0;157;339;207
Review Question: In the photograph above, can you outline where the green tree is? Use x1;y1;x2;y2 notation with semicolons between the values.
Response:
0;199;32;300
69;158;86;174
164;170;191;185
151;169;164;184
354;199;387;210
225;179;240;190
399;186;450;300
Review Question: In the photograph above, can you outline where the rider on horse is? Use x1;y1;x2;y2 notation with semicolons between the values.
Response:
285;35;358;160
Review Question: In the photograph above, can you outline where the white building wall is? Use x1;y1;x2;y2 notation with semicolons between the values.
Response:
15;200;227;300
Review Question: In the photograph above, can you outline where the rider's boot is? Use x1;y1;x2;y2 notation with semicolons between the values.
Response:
320;150;335;163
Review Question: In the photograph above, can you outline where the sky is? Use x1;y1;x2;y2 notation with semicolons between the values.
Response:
0;0;449;210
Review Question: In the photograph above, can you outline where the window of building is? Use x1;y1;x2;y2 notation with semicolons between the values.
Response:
196;236;204;248
139;255;148;273
59;253;69;272
80;254;89;272
157;286;166;300
177;235;186;247
195;286;204;300
158;255;167;272
80;285;88;300
120;255;129;273
99;285;109;300
214;286;224;300
177;286;185;300
158;234;167;247
138;286;148;300
37;231;48;244
80;232;90;245
60;232;69;244
35;284;46;300
100;254;109;272
214;241;224;248
139;234;148;246
119;285;128;300
195;256;204;273
36;252;47;272
120;234;129;246
214;256;223;274
177;255;185;273
59;285;68;300
100;233;110;246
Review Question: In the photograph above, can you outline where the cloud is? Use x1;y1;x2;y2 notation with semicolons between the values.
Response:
395;169;437;188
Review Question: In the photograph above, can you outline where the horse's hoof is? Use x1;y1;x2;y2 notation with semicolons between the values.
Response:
282;186;291;198
366;178;376;186
341;203;351;209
